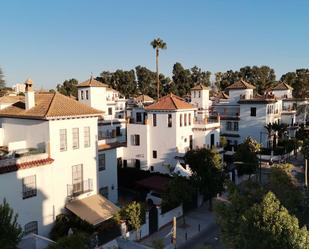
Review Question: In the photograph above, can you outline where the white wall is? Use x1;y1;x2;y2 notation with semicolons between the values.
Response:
229;89;253;103
78;87;107;113
98;149;118;203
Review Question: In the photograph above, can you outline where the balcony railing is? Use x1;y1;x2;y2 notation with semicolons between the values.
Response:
67;179;93;198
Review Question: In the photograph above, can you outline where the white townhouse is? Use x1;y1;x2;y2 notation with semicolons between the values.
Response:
123;93;220;174
212;80;298;149
0;79;119;237
77;77;127;203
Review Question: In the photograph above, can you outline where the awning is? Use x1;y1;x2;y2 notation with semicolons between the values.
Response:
66;194;120;226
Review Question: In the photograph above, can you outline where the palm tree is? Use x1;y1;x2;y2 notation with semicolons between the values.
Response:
264;123;273;149
150;38;167;99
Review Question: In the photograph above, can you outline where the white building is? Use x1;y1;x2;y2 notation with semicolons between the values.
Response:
0;79;119;237
123;92;221;174
12;83;26;94
212;80;298;149
77;77;127;203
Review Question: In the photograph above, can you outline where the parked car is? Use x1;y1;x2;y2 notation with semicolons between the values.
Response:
146;191;162;206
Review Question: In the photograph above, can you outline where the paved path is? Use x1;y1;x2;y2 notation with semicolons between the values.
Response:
141;204;217;249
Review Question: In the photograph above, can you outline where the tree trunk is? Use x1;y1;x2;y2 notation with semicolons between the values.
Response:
156;48;159;100
305;159;308;189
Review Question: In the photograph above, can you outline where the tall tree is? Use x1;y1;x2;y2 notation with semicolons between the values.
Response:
150;38;167;99
234;137;261;177
0;199;23;249
0;67;5;89
190;66;211;86
171;62;192;97
135;66;157;97
184;148;225;209
281;69;309;98
56;79;78;97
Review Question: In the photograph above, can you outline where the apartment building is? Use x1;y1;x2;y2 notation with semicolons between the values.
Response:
0;79;119;237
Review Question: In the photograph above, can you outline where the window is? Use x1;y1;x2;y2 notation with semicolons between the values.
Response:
22;175;37;199
84;127;90;147
168;114;172;127
233;122;239;131
99;154;106;171
226;122;232;131
184;113;187;126
24;221;38;235
153;150;157;159
99;186;109;199
72;164;83;194
153;114;157;127
180;114;183;127
194;91;196;98
189;113;191;125
108;107;113;115
250;107;256;116
136;112;142;123
72;128;79;149
81;90;84;100
86;90;89;100
199;91;201;98
60;129;67;151
131;134;140;146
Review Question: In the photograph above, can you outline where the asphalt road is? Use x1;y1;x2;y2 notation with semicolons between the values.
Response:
178;223;225;249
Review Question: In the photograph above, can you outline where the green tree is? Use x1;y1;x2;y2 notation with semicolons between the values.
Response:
281;69;309;98
56;78;78;97
234;137;260;177
135;66;157;97
150;38;167;99
184;148;225;210
171;62;193;97
190;66;211;86
239;192;309;249
0;67;5;89
47;233;90;249
0;199;23;249
98;70;137;98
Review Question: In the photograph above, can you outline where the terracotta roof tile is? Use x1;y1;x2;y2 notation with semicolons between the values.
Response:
216;91;229;99
145;93;194;111
191;84;209;90
272;82;293;91
0;158;54;174
77;77;108;88
135;95;154;102
225;80;256;90
0;95;24;104
0;93;103;120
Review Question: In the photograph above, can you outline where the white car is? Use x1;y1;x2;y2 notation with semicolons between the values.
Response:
146;191;162;206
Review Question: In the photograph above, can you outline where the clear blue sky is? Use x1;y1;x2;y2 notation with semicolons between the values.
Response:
1;0;309;89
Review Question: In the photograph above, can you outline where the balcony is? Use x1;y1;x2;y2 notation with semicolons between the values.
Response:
67;179;93;198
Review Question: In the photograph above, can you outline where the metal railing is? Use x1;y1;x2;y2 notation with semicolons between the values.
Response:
67;179;93;197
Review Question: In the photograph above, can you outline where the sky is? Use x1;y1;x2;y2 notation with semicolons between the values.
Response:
1;0;309;89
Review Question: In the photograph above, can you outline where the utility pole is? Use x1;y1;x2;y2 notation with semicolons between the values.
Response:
172;216;177;248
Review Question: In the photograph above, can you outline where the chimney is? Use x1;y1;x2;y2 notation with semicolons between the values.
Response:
25;78;35;109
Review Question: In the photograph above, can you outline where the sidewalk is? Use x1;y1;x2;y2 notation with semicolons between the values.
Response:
140;203;216;248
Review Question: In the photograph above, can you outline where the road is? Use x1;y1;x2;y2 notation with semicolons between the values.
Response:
178;223;225;249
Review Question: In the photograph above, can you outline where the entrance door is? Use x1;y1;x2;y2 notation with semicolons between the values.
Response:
135;159;141;169
72;164;83;194
149;205;158;234
210;134;215;148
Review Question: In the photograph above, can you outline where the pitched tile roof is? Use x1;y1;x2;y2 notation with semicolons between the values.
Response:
0;158;54;174
135;95;154;102
0;92;103;120
191;84;209;90
0;95;24;104
145;93;195;111
272;82;293;91
216;91;229;99
77;77;108;88
225;79;256;90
